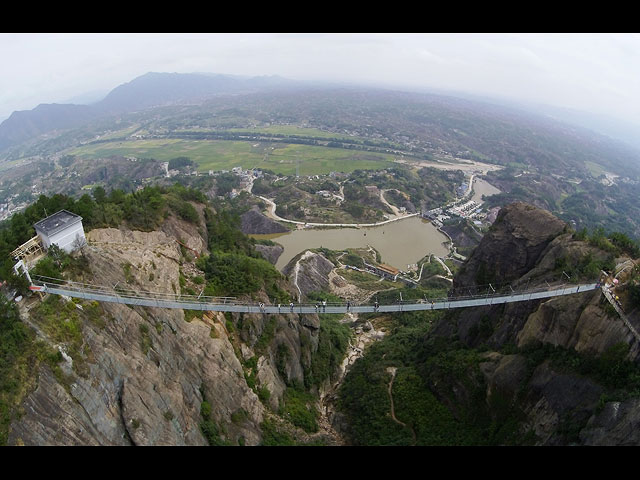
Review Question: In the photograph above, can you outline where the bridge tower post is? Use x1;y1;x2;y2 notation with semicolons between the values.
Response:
13;259;32;285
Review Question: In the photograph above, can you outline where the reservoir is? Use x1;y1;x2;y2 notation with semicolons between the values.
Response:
251;216;450;271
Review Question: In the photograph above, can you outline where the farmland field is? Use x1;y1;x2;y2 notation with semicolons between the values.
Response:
227;126;353;139
69;139;398;175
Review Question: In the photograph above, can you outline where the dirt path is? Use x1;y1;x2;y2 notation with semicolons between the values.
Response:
379;189;401;217
386;366;417;445
256;194;418;228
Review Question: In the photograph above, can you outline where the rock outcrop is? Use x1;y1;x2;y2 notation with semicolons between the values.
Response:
580;398;640;445
240;206;288;234
160;206;209;256
427;202;640;445
8;223;326;446
438;202;638;358
254;244;284;265
454;202;567;290
9;227;265;445
282;250;335;301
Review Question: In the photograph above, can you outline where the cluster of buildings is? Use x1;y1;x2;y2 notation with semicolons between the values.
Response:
423;199;492;228
343;261;401;281
448;199;481;218
456;182;469;197
422;207;451;228
0;197;31;222
0;202;9;220
228;167;264;199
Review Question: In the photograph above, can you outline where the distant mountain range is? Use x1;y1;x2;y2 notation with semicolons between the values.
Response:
3;70;640;157
0;72;304;152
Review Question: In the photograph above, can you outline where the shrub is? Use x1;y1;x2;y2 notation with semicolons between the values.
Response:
258;386;271;404
201;251;283;297
260;419;296;446
122;262;134;284
139;324;152;355
170;197;199;224
279;387;319;433
344;252;364;268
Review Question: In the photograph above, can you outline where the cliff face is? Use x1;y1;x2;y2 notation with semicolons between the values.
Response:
454;202;567;290
441;202;636;357
428;202;640;445
8;216;325;445
240;206;288;235
282;250;335;302
254;244;284;265
239;206;287;265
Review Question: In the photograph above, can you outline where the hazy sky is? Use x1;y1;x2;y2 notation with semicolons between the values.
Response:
2;33;640;128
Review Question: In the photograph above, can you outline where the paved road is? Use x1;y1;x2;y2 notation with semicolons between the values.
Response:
31;281;600;315
257;195;419;228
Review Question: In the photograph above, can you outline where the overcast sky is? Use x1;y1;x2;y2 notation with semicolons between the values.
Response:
2;32;640;129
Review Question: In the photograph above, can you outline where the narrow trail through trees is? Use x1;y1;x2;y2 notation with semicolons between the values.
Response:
386;366;416;445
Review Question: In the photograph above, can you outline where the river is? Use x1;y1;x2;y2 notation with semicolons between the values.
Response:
251;216;450;271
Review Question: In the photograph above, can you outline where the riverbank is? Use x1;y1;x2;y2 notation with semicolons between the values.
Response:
253;216;450;271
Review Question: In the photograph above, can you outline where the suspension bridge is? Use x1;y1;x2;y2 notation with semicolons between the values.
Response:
28;275;601;315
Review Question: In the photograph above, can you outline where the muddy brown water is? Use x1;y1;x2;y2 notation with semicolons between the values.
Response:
251;216;450;271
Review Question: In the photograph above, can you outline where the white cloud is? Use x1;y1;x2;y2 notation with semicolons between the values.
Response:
1;33;640;128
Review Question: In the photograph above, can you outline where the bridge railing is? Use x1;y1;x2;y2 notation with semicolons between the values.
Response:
32;275;238;305
31;275;599;312
377;283;586;305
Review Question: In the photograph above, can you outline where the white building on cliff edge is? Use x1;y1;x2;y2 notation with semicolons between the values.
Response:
33;210;86;253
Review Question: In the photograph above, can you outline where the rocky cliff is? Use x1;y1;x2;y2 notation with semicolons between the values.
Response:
254;244;284;265
426;202;640;445
282;250;335;302
240;206;288;235
7;213;333;446
454;202;567;290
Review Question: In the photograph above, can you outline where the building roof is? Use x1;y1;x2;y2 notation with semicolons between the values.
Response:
377;263;400;275
33;210;83;236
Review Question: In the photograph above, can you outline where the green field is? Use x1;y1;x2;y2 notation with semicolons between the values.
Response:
171;125;360;140
584;160;609;178
227;126;352;139
69;139;398;175
98;125;144;140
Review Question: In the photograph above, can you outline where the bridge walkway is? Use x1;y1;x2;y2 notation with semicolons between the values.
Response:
29;276;600;315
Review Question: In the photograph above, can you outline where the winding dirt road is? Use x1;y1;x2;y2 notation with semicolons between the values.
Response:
386;366;417;445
